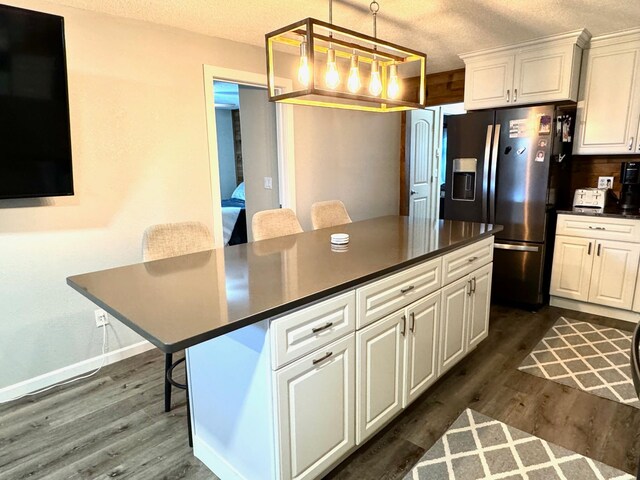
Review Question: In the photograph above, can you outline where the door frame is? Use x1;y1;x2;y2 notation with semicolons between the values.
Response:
203;65;296;247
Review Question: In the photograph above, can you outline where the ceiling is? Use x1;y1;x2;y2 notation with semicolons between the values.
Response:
47;0;640;73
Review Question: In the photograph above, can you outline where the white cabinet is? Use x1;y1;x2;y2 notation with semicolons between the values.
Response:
355;311;405;444
404;291;441;406
467;263;493;350
276;334;355;480
588;240;640;310
551;214;640;315
574;29;640;155
550;235;594;301
460;30;590;111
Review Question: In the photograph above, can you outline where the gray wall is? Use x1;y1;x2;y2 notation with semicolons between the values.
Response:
215;109;237;199
0;0;400;391
238;86;280;241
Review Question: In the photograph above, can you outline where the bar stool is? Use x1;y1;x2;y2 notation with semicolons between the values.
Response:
252;208;303;241
311;200;352;230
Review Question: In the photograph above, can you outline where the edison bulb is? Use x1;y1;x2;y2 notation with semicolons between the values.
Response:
347;53;361;93
297;41;310;87
369;59;382;96
387;64;400;99
325;48;340;89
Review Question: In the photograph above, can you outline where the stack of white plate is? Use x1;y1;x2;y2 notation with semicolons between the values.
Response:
330;233;349;252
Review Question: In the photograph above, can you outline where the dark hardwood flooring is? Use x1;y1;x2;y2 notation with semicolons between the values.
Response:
1;305;638;479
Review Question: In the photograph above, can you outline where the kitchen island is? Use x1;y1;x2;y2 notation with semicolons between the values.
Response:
67;216;502;480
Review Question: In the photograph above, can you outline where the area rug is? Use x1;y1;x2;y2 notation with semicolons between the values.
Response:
518;317;639;408
404;409;633;479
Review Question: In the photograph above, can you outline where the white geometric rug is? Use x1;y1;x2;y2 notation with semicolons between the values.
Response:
404;409;633;479
518;317;639;408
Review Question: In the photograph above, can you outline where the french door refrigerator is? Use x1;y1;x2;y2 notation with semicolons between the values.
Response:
443;105;574;306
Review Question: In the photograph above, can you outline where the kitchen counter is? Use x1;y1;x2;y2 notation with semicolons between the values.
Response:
557;208;640;220
67;216;502;353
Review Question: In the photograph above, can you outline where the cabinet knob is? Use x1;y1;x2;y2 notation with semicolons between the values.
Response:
513;88;518;102
506;89;510;102
629;137;635;151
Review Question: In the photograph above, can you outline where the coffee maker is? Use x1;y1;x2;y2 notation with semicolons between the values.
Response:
620;162;640;210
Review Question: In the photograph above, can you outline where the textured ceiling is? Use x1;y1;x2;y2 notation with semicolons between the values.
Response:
46;0;640;73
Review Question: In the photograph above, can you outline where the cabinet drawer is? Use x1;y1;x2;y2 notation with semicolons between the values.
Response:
442;237;494;285
557;214;640;242
271;291;355;370
356;257;441;329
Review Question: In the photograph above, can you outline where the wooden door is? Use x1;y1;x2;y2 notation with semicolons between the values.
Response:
407;108;439;220
356;311;405;445
512;44;578;105
549;235;595;301
404;290;440;407
574;40;640;154
439;275;469;375
588;240;640;310
467;263;493;350
463;54;515;110
275;335;355;480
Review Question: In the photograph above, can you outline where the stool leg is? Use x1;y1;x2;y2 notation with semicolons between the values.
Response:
164;353;173;413
636;455;640;480
185;361;193;448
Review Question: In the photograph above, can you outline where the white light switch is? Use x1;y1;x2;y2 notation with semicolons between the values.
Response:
264;177;273;189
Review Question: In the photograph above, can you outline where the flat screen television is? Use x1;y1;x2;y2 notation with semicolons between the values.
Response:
0;4;73;200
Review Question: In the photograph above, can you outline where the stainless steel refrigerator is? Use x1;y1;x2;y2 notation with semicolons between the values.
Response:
443;104;574;306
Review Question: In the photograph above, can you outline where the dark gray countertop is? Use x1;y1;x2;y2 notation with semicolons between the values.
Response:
67;216;503;353
557;209;640;220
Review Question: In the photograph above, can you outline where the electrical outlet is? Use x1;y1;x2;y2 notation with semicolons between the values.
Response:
598;176;614;189
95;309;109;327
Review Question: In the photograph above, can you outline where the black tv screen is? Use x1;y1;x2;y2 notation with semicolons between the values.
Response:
0;4;73;199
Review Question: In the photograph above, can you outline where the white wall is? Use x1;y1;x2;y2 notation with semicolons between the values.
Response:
0;0;400;391
239;85;280;240
214;109;237;199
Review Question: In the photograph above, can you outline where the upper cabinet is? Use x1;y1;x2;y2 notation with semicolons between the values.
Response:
460;29;591;111
574;29;640;155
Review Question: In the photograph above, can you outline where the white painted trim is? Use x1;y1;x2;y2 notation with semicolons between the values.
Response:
192;435;247;480
0;340;154;403
202;65;296;248
550;296;640;325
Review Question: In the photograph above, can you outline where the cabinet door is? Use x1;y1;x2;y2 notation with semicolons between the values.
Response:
404;290;440;407
588;240;640;310
467;263;493;350
439;276;469;375
574;40;640;155
549;235;594;301
356;311;405;444
275;335;355;480
513;44;579;105
463;54;514;110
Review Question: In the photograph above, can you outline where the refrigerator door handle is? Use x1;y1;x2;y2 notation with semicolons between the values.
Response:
481;125;493;223
494;243;539;252
488;124;501;224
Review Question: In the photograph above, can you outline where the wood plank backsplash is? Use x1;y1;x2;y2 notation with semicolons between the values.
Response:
570;155;640;196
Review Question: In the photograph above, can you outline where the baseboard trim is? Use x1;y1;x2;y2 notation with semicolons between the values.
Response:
0;340;155;403
550;296;640;324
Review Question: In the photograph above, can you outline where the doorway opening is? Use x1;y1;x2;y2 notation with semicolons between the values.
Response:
213;81;280;245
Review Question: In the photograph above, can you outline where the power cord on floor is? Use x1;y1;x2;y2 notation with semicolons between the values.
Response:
0;324;109;405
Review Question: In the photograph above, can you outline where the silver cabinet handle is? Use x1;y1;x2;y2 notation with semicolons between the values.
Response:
467;279;473;296
588;242;592;255
312;322;333;333
506;89;510;102
401;315;407;336
409;312;416;333
312;351;333;365
513;88;518;102
629;137;635;151
588;226;606;230
401;285;415;294
468;256;478;263
472;277;477;293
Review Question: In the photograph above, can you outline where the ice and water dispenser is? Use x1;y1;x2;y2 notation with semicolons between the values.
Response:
451;158;477;201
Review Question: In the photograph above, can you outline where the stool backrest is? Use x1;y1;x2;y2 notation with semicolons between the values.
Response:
311;200;352;230
143;221;213;261
252;208;303;241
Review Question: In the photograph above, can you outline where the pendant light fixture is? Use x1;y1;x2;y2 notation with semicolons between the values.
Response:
265;0;427;112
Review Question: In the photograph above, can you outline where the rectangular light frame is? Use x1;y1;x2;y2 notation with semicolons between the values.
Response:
266;17;427;112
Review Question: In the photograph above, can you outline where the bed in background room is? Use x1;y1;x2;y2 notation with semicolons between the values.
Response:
222;182;247;246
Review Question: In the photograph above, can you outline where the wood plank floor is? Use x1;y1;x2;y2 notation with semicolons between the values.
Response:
1;305;638;479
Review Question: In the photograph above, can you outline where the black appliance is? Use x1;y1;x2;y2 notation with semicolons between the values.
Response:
0;4;73;200
443;105;574;306
619;162;640;211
